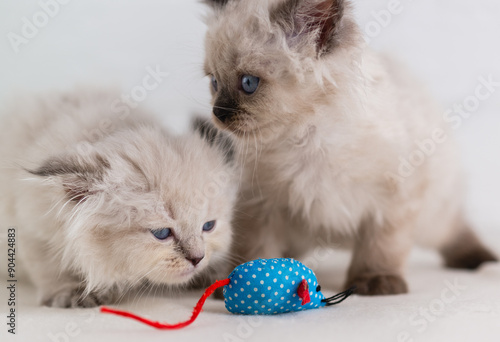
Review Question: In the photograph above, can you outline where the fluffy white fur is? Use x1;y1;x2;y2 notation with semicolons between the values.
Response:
0;89;237;307
203;0;496;294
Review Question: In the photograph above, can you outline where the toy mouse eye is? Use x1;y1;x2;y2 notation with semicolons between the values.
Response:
316;285;321;292
202;220;216;232
151;228;172;240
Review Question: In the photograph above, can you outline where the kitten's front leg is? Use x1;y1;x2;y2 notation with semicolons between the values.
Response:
345;215;412;295
233;205;289;264
42;282;119;308
209;207;289;301
22;240;119;308
34;260;121;308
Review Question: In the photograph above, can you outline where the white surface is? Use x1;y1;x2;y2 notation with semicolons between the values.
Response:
2;245;500;342
0;0;499;341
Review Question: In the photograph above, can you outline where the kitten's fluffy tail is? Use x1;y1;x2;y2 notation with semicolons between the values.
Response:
440;223;497;270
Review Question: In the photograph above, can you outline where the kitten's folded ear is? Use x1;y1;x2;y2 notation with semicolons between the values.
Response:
271;0;350;55
27;148;110;203
202;0;230;10
192;116;235;164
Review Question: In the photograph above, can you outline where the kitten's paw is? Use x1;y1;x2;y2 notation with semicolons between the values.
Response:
441;224;498;270
442;242;497;270
43;286;115;308
347;274;408;296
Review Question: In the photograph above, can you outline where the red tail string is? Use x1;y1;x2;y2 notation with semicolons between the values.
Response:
101;278;231;330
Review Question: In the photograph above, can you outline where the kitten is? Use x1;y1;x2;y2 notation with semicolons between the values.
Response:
203;0;497;295
0;89;237;307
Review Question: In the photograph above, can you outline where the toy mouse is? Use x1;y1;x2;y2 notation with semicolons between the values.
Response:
101;258;355;329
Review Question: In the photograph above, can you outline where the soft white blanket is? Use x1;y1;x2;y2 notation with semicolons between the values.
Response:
2;235;499;342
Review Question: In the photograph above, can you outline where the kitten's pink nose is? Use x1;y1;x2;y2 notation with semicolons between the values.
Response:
187;255;204;266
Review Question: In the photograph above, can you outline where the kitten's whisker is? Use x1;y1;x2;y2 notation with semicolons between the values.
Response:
67;198;88;223
213;105;238;113
56;193;85;219
43;196;67;217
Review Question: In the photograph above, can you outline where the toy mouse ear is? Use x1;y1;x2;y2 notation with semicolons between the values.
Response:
297;279;311;305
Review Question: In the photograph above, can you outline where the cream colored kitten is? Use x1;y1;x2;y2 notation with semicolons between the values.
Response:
203;0;497;295
0;89;236;307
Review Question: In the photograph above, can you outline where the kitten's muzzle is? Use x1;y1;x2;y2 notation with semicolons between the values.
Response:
213;107;235;124
213;91;238;124
186;254;204;267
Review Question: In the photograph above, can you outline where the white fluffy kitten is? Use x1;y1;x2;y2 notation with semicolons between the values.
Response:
203;0;496;295
0;89;237;307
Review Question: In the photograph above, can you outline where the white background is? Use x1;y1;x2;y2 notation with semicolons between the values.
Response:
1;0;498;233
0;1;499;341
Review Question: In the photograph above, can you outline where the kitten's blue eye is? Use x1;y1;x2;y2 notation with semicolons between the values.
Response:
202;220;216;232
151;228;172;240
241;75;260;94
211;75;218;92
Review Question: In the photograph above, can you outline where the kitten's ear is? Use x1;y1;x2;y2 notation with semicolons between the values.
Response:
192;116;235;164
202;0;230;10
27;149;110;203
271;0;347;55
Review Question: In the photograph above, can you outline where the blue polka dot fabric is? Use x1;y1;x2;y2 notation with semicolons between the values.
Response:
223;258;327;315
